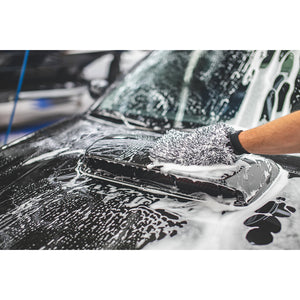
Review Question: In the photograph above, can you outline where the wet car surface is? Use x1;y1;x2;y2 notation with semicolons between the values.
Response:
0;50;300;249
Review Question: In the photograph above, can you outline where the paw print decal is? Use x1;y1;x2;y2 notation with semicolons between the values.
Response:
244;197;296;245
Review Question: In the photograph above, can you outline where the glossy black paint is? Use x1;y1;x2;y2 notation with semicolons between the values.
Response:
0;116;186;249
0;115;299;249
244;197;296;245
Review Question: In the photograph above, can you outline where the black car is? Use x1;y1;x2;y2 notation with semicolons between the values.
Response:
0;50;299;249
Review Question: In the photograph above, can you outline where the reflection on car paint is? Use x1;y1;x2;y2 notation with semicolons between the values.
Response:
244;197;296;245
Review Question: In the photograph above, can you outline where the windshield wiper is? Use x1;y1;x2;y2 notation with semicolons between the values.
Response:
90;110;153;131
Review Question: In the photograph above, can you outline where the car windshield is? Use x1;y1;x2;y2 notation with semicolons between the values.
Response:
93;50;300;129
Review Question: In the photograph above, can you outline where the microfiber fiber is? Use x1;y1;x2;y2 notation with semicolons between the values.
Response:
149;123;238;166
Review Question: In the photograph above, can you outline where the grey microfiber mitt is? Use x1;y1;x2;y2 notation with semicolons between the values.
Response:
149;123;239;166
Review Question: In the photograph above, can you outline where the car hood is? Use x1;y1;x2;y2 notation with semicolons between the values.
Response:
0;115;300;249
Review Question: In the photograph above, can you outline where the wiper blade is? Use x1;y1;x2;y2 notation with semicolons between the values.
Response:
91;110;152;130
113;111;148;128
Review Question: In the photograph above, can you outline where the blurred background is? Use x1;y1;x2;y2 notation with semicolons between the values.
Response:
0;50;149;145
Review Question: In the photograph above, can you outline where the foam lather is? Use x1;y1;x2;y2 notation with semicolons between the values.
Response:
149;123;238;166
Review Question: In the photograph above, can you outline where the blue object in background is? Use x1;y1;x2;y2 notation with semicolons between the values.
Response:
4;50;30;145
34;98;54;109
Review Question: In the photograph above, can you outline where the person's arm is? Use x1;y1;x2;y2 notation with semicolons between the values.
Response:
237;110;300;155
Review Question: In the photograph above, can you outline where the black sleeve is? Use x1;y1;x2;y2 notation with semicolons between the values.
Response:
229;130;250;155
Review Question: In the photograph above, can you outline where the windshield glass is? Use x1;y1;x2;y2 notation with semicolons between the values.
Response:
93;50;300;129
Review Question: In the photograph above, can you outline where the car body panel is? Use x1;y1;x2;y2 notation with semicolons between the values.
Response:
0;116;299;249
